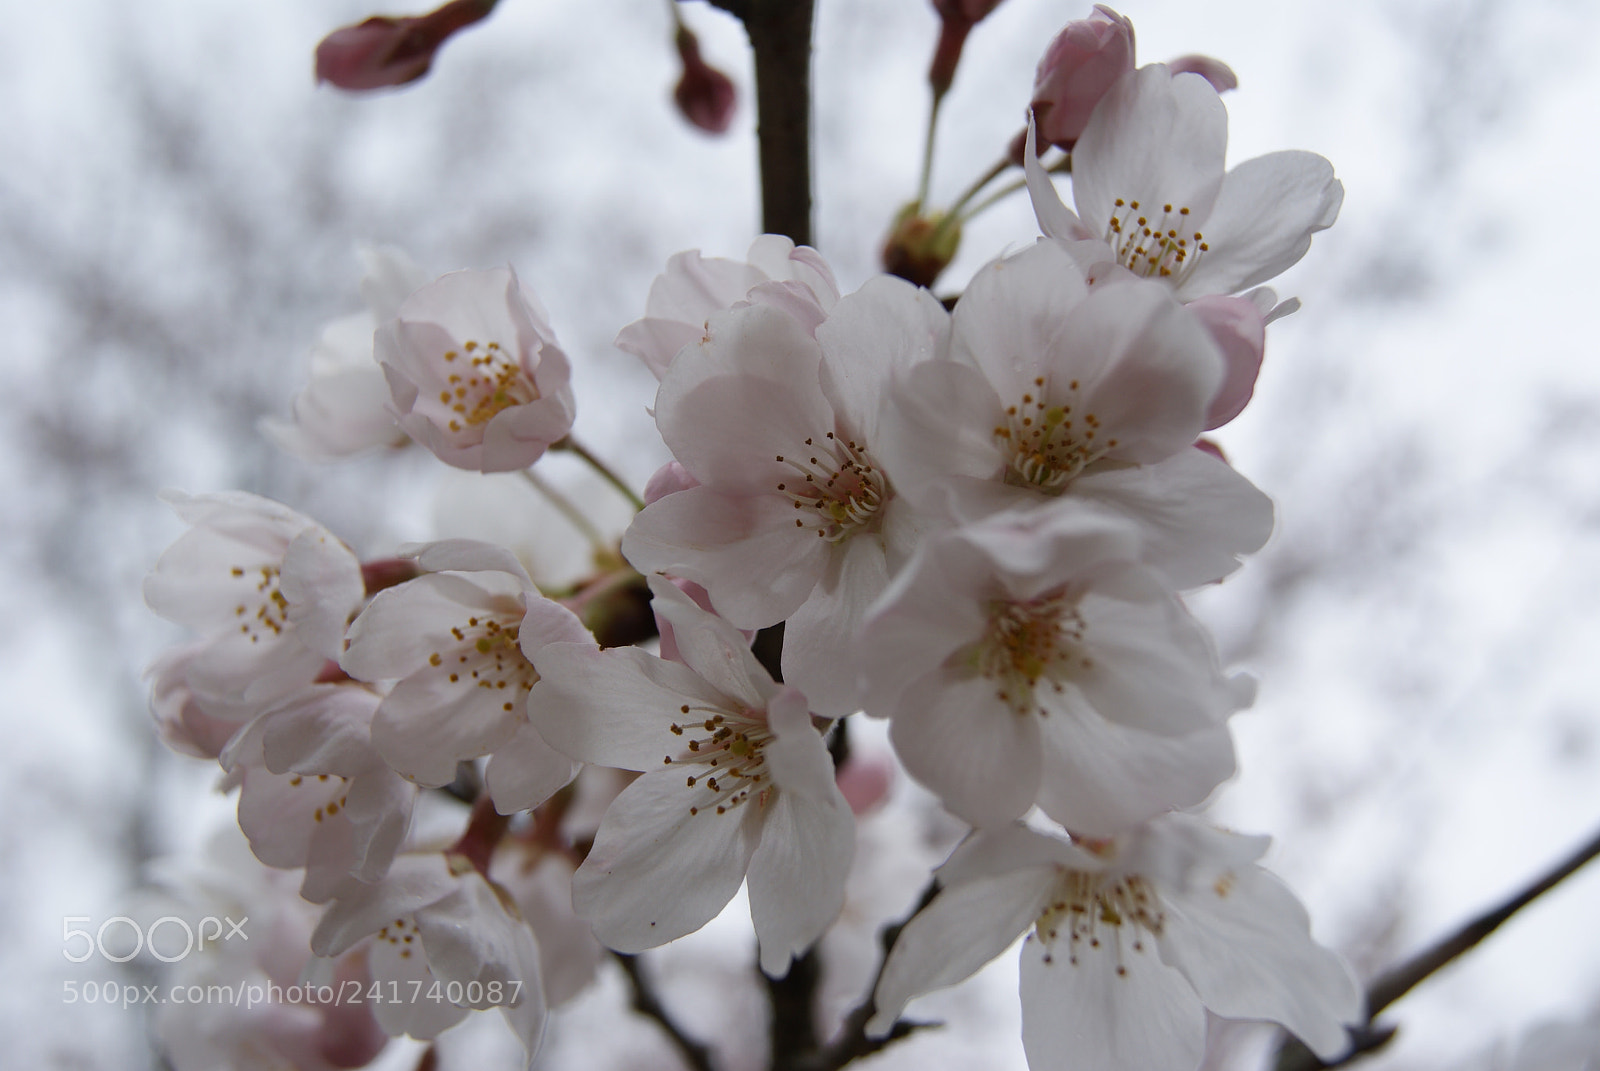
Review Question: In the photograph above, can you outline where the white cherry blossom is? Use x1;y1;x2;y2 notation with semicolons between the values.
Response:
144;491;365;719
261;245;427;460
615;234;841;380
377;267;576;473
527;577;854;976
339;539;590;806
622;275;947;714
879;239;1271;587
312;853;548;1061
869;817;1362;1071
1025;63;1343;302
860;506;1242;833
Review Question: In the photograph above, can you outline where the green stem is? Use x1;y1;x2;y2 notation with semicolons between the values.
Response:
519;469;608;552
555;437;646;511
915;89;945;209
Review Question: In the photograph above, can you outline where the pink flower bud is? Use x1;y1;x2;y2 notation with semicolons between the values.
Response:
1030;4;1136;150
1168;53;1239;93
927;0;1007;95
314;0;493;92
673;27;737;135
932;0;1006;23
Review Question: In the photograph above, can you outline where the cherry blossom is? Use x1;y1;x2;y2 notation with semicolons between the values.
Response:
220;682;418;902
860;506;1242;833
339;539;590;807
1031;5;1136;151
623;274;947;715
144;491;365;719
378;267;576;473
869;817;1362;1071
528;577;854;976
311;853;547;1058
261;245;427;460
878;239;1272;587
614;235;841;380
1025;63;1343;302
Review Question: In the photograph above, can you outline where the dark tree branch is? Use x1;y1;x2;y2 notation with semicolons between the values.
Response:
1275;819;1600;1071
613;952;720;1071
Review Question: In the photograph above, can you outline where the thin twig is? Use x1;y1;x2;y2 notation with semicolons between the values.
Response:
519;468;608;551
553;436;646;511
613;951;720;1071
801;878;944;1071
1275;819;1600;1071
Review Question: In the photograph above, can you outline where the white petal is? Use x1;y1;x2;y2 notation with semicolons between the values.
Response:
571;770;761;952
280;529;364;661
1020;928;1206;1071
868;868;1054;1036
312;855;457;957
1024;113;1093;241
950;241;1091;405
647;574;773;709
781;534;892;717
1181;151;1344;299
814;275;950;444
486;720;581;814
746;773;855;976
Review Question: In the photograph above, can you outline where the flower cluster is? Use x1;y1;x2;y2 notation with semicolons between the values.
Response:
145;8;1361;1071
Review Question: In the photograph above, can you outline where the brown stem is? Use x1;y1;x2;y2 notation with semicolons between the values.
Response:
614;951;720;1071
1275;819;1600;1071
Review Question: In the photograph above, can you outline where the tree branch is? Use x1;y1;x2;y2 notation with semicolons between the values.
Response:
1275;819;1600;1071
613;952;720;1071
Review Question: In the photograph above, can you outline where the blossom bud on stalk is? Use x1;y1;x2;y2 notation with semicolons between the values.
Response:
928;0;1008;95
881;200;962;288
672;25;737;135
314;0;496;91
1031;5;1135;150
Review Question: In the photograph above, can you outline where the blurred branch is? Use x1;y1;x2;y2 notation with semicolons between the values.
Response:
1275;819;1600;1071
613;952;720;1071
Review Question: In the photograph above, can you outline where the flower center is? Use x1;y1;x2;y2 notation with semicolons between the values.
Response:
430;614;537;715
439;339;539;433
285;772;351;824
1104;197;1208;283
774;432;890;542
993;377;1118;493
230;563;290;644
975;586;1092;716
1035;871;1165;972
663;706;775;817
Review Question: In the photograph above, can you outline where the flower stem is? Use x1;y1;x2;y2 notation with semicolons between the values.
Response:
926;153;1012;249
953;154;1070;228
553;437;646;511
614;951;720;1071
1275;818;1600;1071
915;89;945;209
519;468;608;552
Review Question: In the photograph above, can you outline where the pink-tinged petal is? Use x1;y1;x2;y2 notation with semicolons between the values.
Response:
1024;115;1095;241
619;251;765;375
655;303;832;493
485;720;580;814
938;826;1104;887
408;538;533;588
781;534;892;717
867;868;1054;1036
341;571;516;682
745;236;842;307
1075;447;1273;588
1167;53;1237;93
279;530;364;661
1180;150;1343;299
255;687;379;776
744;279;832;339
416;875;547;1012
337;768;414;885
643;460;700;504
1020;928;1206;1071
1030;7;1136;149
366;937;472;1039
312;855;459;957
1188;294;1266;429
371;668;524;786
1034;713;1235;837
647;575;773;710
746;762;854;975
1073;65;1229;237
529;643;736;771
950;241;1091;403
814;276;950;444
623;487;826;628
234;765;343;870
1072;565;1238;735
1048;279;1222;464
877;359;1007;510
1153;834;1362;1060
889;673;1041;828
616;316;705;381
572;771;761;952
763;689;838;802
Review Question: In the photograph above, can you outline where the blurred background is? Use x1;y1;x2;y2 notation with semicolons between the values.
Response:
3;0;1599;1067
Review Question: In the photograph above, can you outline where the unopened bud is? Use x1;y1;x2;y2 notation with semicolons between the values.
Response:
881;202;961;290
673;27;737;135
927;0;1007;96
314;0;494;91
1168;53;1238;93
1031;4;1136;151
